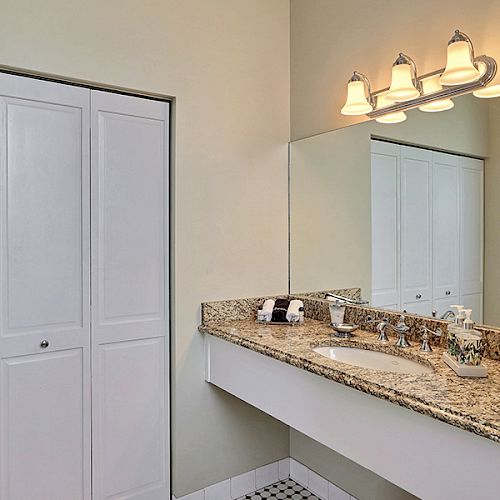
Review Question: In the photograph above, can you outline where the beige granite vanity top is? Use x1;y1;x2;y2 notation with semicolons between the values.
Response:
200;318;500;443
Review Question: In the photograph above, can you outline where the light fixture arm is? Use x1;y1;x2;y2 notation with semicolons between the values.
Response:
350;71;375;107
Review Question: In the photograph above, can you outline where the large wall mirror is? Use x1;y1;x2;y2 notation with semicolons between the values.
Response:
290;94;500;328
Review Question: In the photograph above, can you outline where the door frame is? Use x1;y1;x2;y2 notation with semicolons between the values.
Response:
0;65;174;497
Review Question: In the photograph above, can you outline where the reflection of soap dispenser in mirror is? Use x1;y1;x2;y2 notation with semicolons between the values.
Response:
443;308;487;377
446;305;464;357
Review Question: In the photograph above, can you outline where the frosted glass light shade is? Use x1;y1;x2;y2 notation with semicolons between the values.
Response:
375;93;407;124
386;64;420;102
473;84;500;98
439;40;481;85
375;112;407;124
472;62;500;97
341;80;373;115
419;76;454;112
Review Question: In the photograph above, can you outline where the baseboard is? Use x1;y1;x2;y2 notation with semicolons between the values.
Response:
173;457;355;500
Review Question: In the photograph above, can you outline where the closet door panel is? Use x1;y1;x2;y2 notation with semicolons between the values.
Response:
0;349;87;500
432;152;459;303
371;141;400;309
4;99;84;332
96;338;166;500
92;96;166;342
91;90;169;500
402;300;432;317
0;74;91;500
400;146;432;307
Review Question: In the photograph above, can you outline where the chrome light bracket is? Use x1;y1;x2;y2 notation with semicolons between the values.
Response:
367;54;497;119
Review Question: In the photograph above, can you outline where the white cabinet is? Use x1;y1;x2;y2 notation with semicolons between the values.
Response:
0;74;170;500
91;91;170;500
371;140;483;320
0;75;91;500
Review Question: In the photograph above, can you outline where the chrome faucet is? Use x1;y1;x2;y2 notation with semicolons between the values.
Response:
419;326;442;352
377;315;411;348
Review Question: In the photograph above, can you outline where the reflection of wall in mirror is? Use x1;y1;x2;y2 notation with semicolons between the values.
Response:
290;95;500;326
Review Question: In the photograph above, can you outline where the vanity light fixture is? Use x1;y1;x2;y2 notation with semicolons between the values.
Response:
439;30;481;86
340;29;498;123
418;75;455;112
386;53;421;102
340;71;374;115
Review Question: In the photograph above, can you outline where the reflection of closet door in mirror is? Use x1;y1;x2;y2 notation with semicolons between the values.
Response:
432;151;460;313
371;140;400;310
460;157;484;323
401;146;432;316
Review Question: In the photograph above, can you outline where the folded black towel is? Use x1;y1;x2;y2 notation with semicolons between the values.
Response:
272;298;290;322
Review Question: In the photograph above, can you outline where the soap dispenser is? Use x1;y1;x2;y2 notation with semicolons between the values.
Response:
455;309;484;366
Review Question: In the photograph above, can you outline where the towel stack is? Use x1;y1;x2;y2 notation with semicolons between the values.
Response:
258;298;304;323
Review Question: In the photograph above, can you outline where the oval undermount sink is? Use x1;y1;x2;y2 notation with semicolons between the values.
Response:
313;346;433;374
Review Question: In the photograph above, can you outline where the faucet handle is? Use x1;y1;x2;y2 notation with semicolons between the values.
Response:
396;315;410;332
418;326;442;352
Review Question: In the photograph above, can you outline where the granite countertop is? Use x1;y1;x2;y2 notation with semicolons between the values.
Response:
199;318;500;443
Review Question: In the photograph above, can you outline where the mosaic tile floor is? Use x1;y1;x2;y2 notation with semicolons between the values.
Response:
237;479;318;500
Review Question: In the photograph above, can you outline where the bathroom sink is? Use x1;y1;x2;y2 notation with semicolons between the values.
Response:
313;346;433;374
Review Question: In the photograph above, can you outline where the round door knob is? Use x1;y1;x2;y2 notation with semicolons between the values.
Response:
416;294;422;299
445;290;451;296
40;340;49;349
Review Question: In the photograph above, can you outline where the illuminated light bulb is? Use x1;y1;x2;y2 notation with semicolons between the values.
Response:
375;92;408;124
419;75;454;112
439;30;481;86
386;54;421;102
341;72;373;115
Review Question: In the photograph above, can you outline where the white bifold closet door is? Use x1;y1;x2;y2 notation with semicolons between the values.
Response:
90;91;170;500
0;74;91;500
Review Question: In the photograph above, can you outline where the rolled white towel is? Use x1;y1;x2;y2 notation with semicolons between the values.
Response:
261;299;275;322
286;299;304;322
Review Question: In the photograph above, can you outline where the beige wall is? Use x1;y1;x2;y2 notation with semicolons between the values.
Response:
290;95;488;295
290;0;500;140
0;1;290;497
290;430;418;500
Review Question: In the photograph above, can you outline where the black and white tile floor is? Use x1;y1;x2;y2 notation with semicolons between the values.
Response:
237;479;318;500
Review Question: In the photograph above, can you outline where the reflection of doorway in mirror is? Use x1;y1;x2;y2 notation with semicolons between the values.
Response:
371;139;483;323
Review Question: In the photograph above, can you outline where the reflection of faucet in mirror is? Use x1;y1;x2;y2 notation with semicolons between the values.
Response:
325;293;369;306
432;309;456;321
